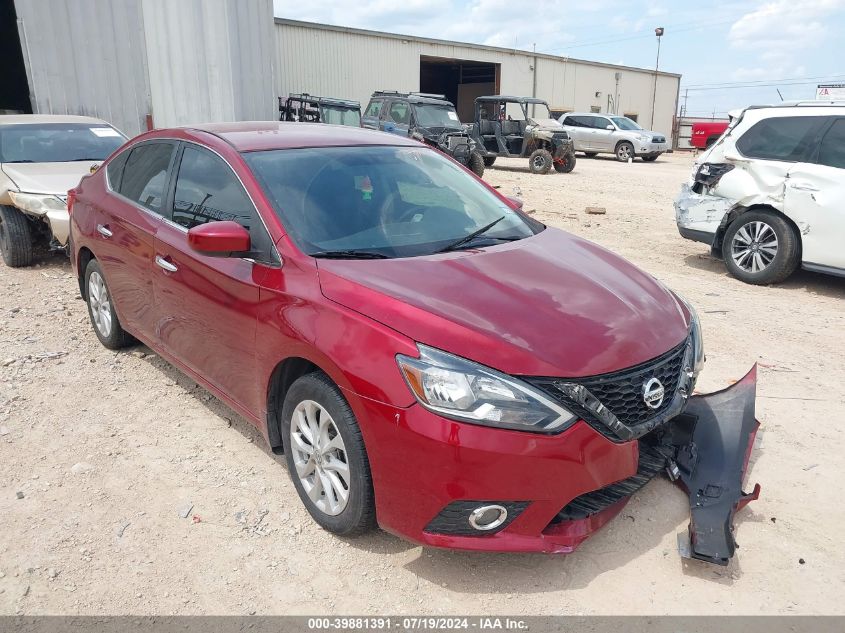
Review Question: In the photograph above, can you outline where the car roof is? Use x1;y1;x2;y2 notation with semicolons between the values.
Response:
287;94;360;108
476;96;548;105
563;112;616;117
178;121;421;152
0;114;116;126
370;91;453;106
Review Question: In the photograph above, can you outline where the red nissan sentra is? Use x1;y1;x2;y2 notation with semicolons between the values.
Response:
69;123;759;563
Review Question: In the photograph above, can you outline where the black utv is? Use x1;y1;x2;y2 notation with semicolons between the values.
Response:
361;91;485;177
279;93;362;127
467;96;576;174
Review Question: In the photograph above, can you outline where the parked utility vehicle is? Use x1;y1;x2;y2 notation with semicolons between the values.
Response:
361;91;484;177
279;94;361;127
468;96;576;174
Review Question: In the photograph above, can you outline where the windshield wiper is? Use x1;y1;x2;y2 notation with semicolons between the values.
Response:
67;158;105;162
437;216;506;253
310;250;389;259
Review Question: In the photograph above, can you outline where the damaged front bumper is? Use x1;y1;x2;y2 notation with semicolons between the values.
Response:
674;183;733;245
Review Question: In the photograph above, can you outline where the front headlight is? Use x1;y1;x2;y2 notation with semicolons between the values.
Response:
684;301;706;379
8;191;67;215
396;345;576;433
637;134;651;143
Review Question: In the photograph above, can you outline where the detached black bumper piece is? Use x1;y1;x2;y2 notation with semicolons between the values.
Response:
669;365;761;565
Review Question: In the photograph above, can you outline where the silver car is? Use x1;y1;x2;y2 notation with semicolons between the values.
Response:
559;113;669;162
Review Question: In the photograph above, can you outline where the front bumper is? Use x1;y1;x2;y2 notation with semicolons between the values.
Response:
636;140;668;154
675;183;732;244
353;371;760;561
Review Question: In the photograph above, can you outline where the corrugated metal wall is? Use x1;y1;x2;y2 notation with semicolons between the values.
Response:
274;20;681;137
141;0;276;128
14;0;152;136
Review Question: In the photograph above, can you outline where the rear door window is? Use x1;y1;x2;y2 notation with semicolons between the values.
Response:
736;116;824;162
816;118;845;169
118;142;176;215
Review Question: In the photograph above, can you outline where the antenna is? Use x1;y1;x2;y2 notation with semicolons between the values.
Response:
776;88;784;101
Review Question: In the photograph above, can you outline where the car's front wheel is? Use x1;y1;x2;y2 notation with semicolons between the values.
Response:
84;259;134;349
0;205;34;268
467;151;485;177
553;152;576;173
615;142;635;162
483;156;496;167
281;372;376;536
528;148;553;174
722;211;800;285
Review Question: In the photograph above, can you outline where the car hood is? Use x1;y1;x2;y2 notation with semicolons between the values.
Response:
316;228;690;377
1;161;97;194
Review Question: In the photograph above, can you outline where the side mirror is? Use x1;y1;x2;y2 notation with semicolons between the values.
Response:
605;124;615;130
506;196;524;210
187;221;251;257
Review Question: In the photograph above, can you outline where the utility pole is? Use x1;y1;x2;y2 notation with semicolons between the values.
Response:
614;72;621;114
531;43;537;118
650;27;664;130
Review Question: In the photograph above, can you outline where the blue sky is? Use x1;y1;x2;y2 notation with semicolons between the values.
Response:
273;0;845;118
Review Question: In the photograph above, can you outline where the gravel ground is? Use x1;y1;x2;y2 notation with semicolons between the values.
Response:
1;151;844;615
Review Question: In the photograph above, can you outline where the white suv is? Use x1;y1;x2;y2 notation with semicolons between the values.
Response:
675;101;845;284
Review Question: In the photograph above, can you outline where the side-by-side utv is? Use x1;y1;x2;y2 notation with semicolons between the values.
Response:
279;94;362;127
467;96;576;174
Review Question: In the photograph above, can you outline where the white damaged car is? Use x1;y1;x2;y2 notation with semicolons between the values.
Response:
675;101;845;284
0;115;126;267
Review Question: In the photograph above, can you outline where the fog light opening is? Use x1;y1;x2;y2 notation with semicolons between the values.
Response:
468;505;508;531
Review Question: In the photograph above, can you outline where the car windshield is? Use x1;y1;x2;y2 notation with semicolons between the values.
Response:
0;123;126;163
611;117;642;131
413;104;461;129
321;106;361;127
244;145;540;258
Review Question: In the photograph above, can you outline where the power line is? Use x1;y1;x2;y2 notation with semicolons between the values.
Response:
683;79;844;92
683;74;845;89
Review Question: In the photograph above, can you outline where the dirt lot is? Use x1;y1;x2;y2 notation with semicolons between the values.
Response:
1;152;844;615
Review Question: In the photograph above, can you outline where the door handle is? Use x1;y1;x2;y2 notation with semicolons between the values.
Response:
789;182;820;192
96;224;112;238
155;255;178;273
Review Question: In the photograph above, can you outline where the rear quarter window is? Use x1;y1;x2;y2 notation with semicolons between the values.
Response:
106;149;130;191
736;116;824;162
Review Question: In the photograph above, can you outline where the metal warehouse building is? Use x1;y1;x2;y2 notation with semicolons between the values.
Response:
0;0;681;139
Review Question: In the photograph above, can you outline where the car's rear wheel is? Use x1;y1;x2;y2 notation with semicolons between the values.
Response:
553;152;576;173
722;211;800;285
583;152;598;158
281;372;376;536
84;259;134;349
483;156;496;167
467;151;485;177
0;205;34;268
528;148;553;174
615;142;635;162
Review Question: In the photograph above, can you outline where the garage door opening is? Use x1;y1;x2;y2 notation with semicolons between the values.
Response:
0;0;32;114
420;56;499;122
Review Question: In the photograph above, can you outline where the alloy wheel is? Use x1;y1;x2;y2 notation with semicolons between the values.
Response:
290;399;351;516
87;271;113;337
617;144;633;160
730;221;778;273
531;154;546;170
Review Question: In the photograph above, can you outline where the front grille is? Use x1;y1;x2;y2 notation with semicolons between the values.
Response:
549;442;666;524
526;339;689;440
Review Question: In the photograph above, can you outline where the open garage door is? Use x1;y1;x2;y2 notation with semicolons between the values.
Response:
420;56;499;123
0;0;32;113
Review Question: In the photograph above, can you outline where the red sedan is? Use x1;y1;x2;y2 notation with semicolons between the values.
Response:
68;122;757;562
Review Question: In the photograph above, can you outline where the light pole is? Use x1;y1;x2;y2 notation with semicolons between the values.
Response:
650;27;664;130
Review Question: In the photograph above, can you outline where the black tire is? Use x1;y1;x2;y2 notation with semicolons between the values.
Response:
281;372;376;536
528;148;553;174
84;259;134;349
642;154;659;162
615;141;635;162
467;151;485;177
0;205;34;268
583;152;598;158
553;152;576;173
483;156;497;167
722;211;800;285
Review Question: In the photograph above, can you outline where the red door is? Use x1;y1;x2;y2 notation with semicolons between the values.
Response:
88;141;177;342
151;143;279;418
